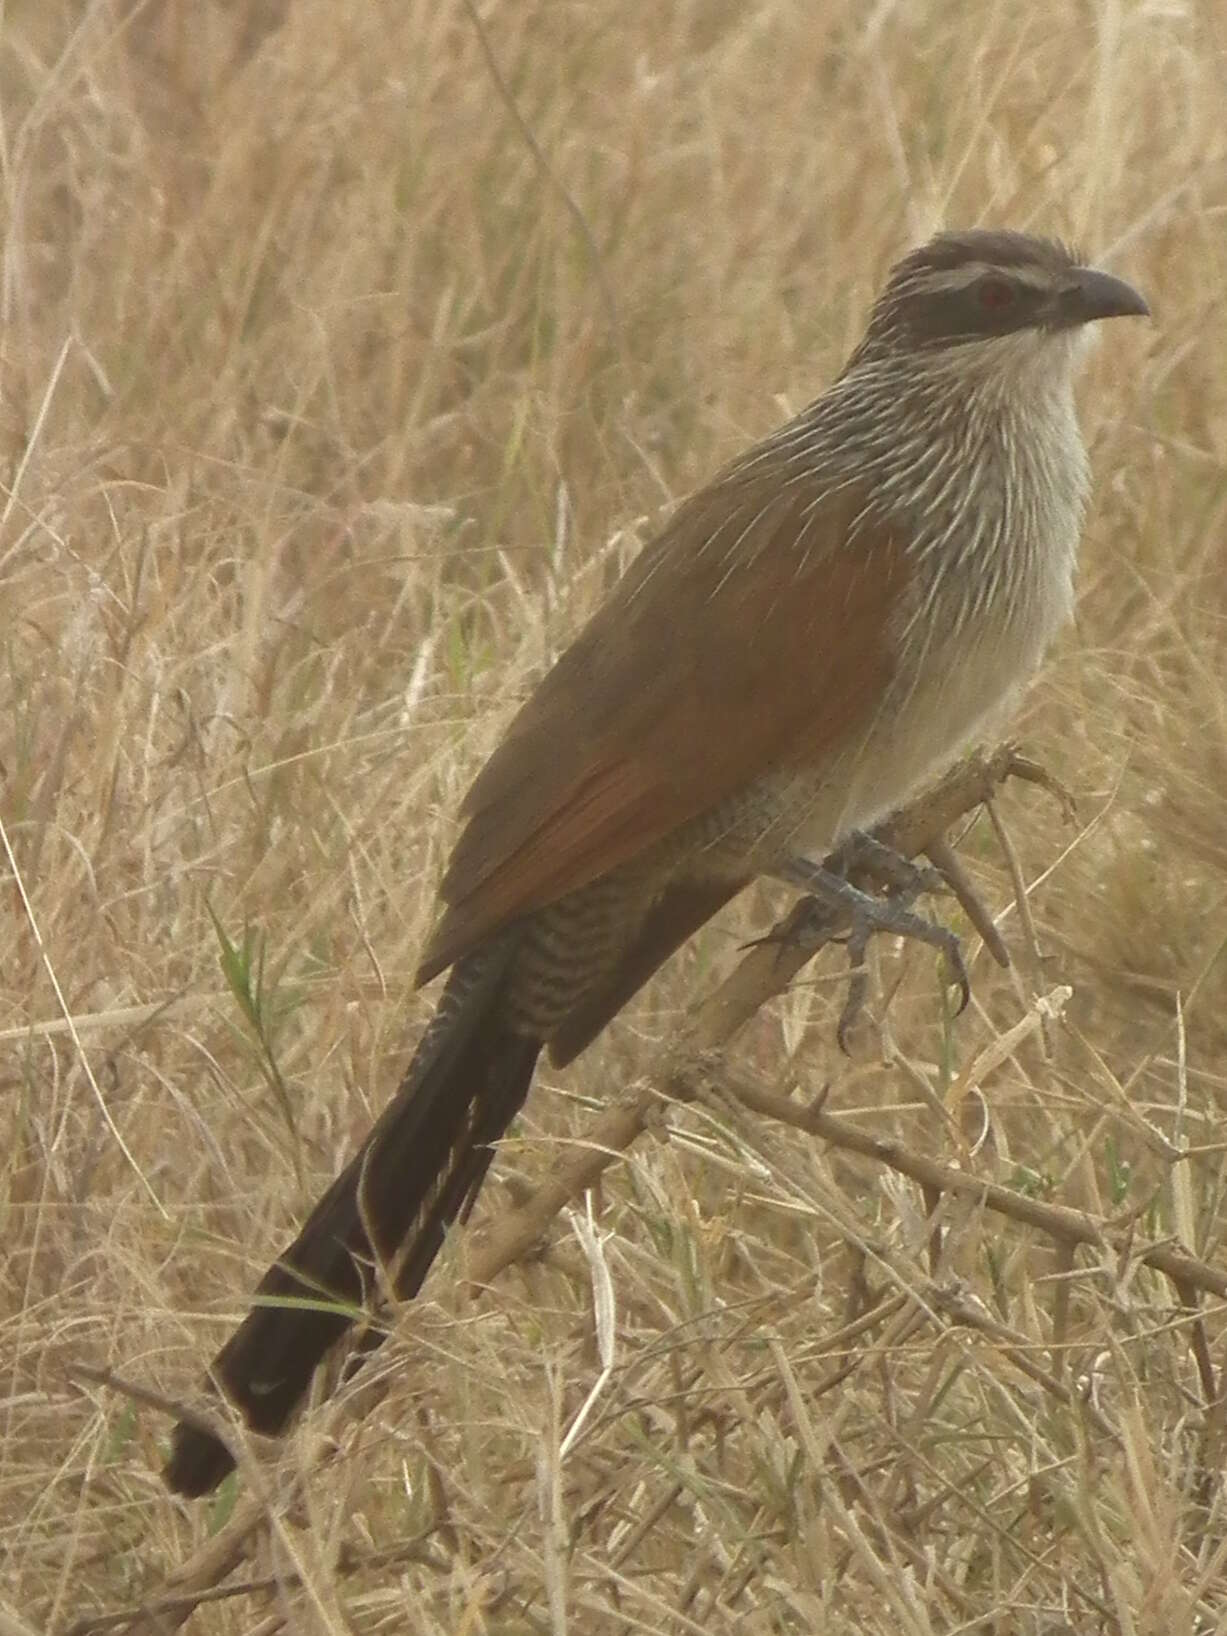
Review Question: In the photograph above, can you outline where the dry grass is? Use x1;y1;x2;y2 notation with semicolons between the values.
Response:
2;0;1226;1630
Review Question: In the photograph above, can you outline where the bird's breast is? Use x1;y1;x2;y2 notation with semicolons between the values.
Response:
732;418;1085;867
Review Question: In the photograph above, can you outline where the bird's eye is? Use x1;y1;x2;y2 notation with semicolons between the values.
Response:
977;276;1016;311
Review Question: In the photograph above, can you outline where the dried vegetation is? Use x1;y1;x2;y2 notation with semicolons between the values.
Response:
1;1;1225;1631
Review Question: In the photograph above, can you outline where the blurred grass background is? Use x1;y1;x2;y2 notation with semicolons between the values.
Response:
1;0;1225;1630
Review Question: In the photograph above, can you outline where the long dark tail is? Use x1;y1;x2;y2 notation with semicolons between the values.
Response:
164;935;540;1497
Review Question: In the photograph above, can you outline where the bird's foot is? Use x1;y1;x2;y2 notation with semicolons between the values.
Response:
776;848;969;1050
836;829;949;899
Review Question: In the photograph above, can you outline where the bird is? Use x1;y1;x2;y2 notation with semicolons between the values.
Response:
164;228;1148;1496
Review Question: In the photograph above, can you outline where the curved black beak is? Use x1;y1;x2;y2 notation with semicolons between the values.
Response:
1066;266;1150;324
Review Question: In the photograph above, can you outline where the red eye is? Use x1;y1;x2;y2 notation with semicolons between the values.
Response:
978;276;1016;310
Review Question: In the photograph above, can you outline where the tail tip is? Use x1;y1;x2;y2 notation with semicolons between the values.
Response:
163;1421;237;1498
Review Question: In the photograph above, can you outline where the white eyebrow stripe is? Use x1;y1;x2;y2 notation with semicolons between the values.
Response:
914;261;1060;296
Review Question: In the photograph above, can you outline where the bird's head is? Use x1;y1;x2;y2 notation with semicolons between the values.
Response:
852;229;1149;393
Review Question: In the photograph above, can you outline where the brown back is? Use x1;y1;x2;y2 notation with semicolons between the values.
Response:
417;459;905;983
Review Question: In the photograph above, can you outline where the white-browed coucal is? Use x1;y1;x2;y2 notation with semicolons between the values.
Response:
165;229;1148;1496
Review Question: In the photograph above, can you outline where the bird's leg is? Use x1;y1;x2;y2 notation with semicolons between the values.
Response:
840;829;1010;971
774;852;970;1049
836;828;950;898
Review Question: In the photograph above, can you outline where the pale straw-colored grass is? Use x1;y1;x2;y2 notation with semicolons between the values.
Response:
1;1;1224;1631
